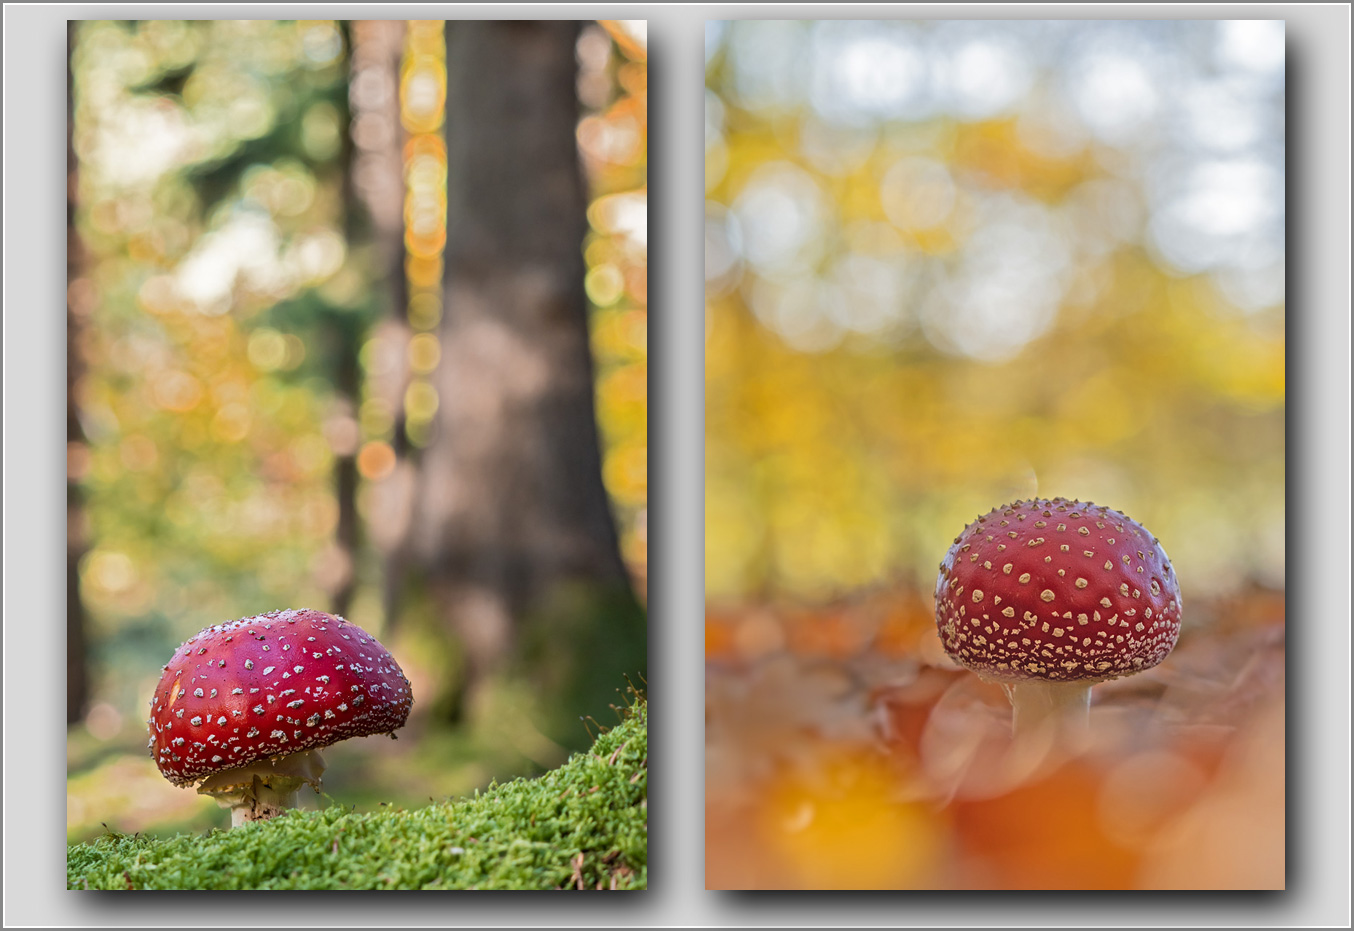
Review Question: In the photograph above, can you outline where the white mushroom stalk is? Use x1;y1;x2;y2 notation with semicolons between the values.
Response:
1000;679;1093;744
196;750;327;828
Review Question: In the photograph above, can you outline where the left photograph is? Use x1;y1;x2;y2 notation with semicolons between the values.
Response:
66;19;648;891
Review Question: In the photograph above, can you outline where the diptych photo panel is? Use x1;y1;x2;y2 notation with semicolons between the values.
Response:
65;19;648;890
704;18;1286;891
57;11;1298;903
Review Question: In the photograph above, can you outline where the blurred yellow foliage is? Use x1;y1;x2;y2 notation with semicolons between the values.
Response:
705;21;1284;607
582;23;648;595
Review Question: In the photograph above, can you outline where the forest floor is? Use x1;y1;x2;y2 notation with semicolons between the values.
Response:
67;698;647;890
705;585;1286;890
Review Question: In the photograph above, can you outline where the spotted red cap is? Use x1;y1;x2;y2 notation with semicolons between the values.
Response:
935;498;1182;684
148;609;413;787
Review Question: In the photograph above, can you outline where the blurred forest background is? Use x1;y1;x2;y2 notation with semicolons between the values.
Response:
66;19;648;842
704;20;1286;889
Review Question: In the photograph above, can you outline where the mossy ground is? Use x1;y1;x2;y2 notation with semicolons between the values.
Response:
67;699;646;890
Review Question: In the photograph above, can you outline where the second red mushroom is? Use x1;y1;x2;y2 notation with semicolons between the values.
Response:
935;497;1182;740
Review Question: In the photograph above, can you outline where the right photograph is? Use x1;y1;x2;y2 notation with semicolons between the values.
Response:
704;19;1285;890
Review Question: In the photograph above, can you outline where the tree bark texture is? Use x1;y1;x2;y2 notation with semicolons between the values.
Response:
415;20;644;733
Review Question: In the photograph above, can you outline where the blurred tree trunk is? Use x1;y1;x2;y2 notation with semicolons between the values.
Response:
327;20;412;618
415;20;644;734
319;20;365;619
67;22;91;724
346;19;416;628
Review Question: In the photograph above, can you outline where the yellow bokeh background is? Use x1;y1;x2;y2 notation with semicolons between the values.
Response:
705;19;1285;891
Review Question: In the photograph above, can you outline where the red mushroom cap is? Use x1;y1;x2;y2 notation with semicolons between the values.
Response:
935;498;1182;684
148;609;413;787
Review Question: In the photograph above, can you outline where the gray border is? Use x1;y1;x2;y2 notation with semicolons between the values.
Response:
5;3;1350;927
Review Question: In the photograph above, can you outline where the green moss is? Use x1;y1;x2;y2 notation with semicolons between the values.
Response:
67;698;646;890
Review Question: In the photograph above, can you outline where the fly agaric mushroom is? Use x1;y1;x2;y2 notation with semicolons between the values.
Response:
147;608;413;827
935;498;1181;741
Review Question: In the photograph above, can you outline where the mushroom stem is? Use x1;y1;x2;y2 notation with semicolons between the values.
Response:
1003;680;1093;744
226;777;303;828
196;750;327;827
